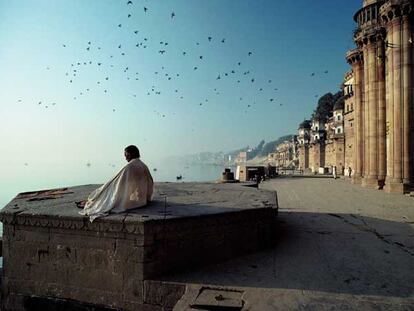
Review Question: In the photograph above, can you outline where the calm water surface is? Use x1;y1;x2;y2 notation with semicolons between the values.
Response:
0;160;230;209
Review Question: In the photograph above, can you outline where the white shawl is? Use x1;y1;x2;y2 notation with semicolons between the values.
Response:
80;158;154;222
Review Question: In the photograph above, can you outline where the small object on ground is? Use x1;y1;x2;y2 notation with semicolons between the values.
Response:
75;200;86;208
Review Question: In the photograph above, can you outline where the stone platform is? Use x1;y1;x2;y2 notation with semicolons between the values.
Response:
0;182;277;311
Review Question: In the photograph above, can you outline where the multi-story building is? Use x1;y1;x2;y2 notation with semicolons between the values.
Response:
298;120;311;170
343;70;355;175
269;136;299;168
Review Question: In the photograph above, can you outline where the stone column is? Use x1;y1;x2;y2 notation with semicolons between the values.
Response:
392;16;403;186
377;34;387;186
381;1;414;193
363;44;370;181
402;14;412;185
347;49;364;184
361;33;381;188
385;18;395;184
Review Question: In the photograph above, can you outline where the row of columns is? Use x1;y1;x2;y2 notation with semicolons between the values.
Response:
347;1;413;193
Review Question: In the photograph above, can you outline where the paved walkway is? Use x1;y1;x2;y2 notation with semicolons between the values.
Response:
168;177;414;310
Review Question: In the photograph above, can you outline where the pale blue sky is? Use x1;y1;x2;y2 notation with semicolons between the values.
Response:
0;0;362;204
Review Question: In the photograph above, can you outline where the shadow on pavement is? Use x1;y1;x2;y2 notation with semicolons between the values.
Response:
160;211;414;299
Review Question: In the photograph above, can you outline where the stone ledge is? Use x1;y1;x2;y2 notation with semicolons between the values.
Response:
1;182;277;311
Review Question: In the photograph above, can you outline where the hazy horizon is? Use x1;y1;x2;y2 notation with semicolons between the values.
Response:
0;0;362;204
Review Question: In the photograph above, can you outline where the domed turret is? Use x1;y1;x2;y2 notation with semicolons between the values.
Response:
363;0;378;7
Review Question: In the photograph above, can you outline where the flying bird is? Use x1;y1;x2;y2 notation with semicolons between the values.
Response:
221;38;225;43
208;36;212;42
134;30;139;34
127;1;132;4
159;50;166;54
128;14;132;18
248;51;252;56
171;12;175;18
118;24;122;27
144;7;148;12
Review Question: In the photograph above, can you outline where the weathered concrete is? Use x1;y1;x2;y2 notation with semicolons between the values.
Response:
0;182;277;311
156;178;414;310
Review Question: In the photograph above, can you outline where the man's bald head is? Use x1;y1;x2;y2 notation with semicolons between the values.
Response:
124;145;140;162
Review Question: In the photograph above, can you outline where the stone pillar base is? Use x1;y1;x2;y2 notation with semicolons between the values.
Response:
361;176;379;188
352;175;362;185
384;182;414;194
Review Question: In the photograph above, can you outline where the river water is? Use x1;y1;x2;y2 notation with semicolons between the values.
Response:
0;160;231;210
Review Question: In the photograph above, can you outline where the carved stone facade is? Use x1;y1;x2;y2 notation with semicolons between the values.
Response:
347;0;414;193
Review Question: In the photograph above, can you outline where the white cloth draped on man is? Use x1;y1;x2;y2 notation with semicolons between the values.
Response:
80;158;154;222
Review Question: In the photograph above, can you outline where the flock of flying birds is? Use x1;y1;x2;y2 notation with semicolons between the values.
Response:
16;1;330;169
17;0;330;116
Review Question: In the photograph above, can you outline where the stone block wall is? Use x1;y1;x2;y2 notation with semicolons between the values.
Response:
0;183;277;311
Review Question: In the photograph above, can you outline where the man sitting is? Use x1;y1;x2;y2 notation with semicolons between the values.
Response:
79;145;154;221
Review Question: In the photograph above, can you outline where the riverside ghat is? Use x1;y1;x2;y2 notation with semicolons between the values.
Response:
0;182;277;310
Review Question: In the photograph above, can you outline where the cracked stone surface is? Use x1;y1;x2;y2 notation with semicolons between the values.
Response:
163;177;414;310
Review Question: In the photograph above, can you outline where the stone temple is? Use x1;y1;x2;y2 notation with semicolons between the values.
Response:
346;0;414;193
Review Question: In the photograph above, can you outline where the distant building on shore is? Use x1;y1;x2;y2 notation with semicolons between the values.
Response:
268;136;299;168
297;97;346;175
236;151;248;164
